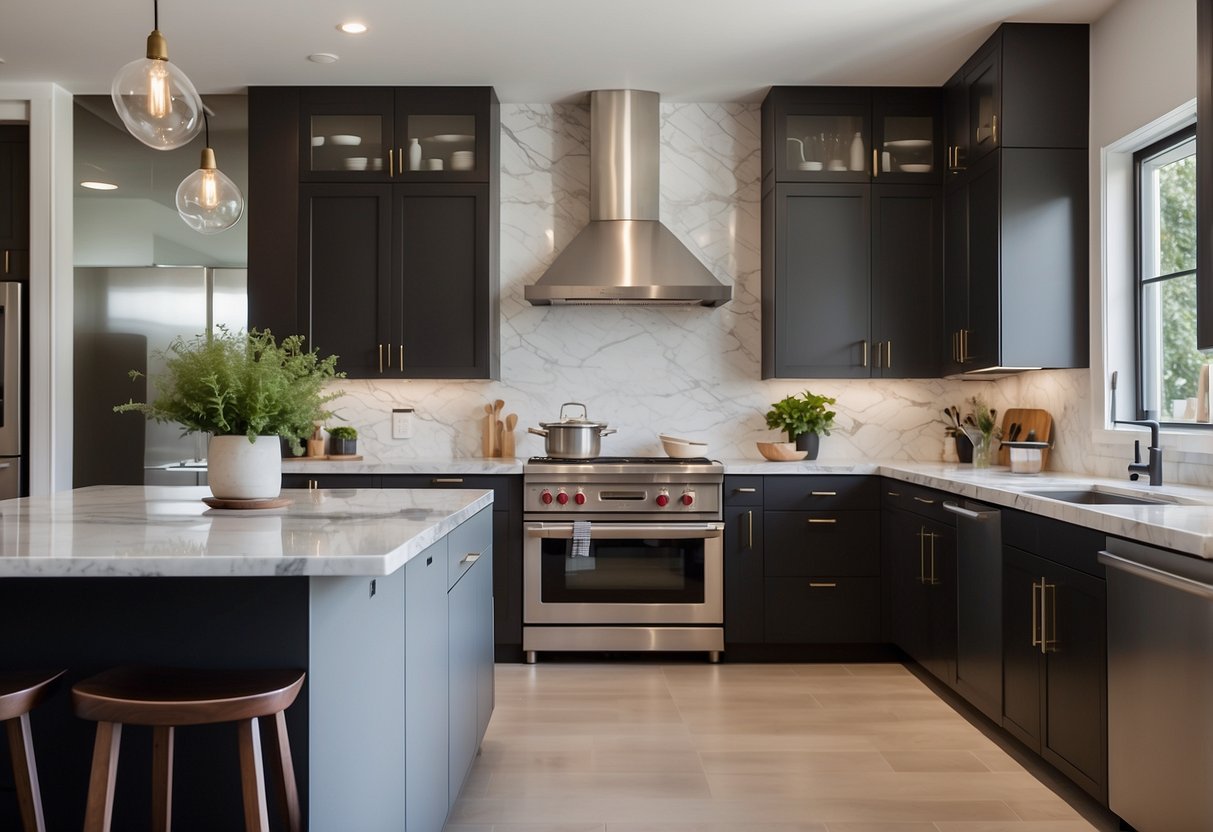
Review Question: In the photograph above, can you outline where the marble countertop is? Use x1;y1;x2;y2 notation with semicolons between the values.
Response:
0;486;493;578
282;458;526;475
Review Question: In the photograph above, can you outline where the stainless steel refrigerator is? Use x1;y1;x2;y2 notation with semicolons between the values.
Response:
0;282;24;498
73;267;246;487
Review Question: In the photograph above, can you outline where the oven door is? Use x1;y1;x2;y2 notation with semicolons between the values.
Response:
524;522;723;625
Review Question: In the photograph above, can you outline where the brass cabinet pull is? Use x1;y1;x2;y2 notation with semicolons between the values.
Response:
886;340;892;369
734;487;757;494
389;149;394;177
432;477;464;485
308;479;318;490
378;344;384;373
745;510;753;549
887;491;901;497
809;582;837;588
1042;580;1057;653
1031;580;1042;648
992;115;999;145
872;148;878;177
807;518;837;525
399;344;404;371
958;329;970;363
874;341;882;369
398;147;404;173
913;496;935;505
810;491;837;497
861;339;869;368
387;343;393;368
928;531;938;585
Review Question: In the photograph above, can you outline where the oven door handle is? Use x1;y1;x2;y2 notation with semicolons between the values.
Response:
526;523;724;540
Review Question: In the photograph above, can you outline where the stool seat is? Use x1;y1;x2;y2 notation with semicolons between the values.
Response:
72;666;305;726
73;667;305;832
0;669;65;832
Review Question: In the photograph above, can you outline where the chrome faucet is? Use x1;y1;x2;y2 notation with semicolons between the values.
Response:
1115;419;1163;486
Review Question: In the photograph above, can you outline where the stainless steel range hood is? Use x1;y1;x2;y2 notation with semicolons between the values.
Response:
525;90;731;307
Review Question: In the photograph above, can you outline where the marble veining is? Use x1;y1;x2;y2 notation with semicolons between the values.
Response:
0;486;493;578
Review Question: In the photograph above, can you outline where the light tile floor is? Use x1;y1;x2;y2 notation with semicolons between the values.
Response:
446;663;1099;832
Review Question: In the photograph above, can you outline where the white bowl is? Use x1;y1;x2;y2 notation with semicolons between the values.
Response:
311;136;325;147
658;433;706;446
329;135;362;146
343;157;368;170
663;441;706;459
422;158;443;171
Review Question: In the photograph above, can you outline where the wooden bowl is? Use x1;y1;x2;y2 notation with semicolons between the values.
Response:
756;441;808;462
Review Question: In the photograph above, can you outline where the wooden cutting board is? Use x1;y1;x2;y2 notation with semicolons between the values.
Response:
997;408;1053;467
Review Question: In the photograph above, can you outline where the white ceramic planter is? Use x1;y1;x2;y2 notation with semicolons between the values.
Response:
207;435;282;500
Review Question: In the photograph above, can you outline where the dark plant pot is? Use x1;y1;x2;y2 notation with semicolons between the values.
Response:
794;433;821;460
955;432;973;463
330;438;357;456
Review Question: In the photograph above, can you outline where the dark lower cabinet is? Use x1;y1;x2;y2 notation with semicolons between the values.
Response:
1003;545;1108;803
723;499;764;644
764;510;880;575
765;576;880;643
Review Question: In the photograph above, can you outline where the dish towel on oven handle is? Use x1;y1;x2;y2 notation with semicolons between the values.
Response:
571;520;591;558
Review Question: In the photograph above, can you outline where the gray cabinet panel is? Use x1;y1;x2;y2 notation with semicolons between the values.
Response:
448;558;480;806
406;541;449;832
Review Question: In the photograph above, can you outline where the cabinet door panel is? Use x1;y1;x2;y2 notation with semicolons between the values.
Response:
0;129;29;250
764;511;880;577
965;152;1000;369
1042;561;1106;800
774;184;870;377
724;504;765;644
448;562;480;807
872;184;941;377
924;522;957;687
765;576;881;643
966;47;1001;164
299;87;394;182
405;541;449;832
394;184;490;378
871;87;943;183
299;185;392;378
944;75;968;173
942;180;968;374
1002;546;1044;750
886;508;930;661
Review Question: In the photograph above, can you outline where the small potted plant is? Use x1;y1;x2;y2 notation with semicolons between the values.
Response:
329;426;358;456
115;328;342;500
763;390;837;460
961;395;1001;469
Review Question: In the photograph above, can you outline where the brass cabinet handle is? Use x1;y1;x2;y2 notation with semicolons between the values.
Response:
308;479;318;490
399;344;404;371
389;149;394;177
872;148;878;177
807;518;838;525
378;344;384;373
809;582;837;588
887;491;901;497
913;496;935;505
386;343;393;368
745;509;753;550
1042;580;1057;653
734;487;757;494
432;478;464;484
992;115;999;145
398;147;404;173
874;341;882;369
1031;580;1041;648
886;340;892;369
929;531;938;585
810;491;837;497
861;339;869;368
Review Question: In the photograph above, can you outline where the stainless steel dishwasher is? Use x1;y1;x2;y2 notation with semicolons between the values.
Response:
1099;539;1213;832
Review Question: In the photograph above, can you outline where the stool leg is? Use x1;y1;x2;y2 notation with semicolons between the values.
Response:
83;721;122;832
5;714;46;832
151;725;174;832
260;711;301;832
237;718;269;832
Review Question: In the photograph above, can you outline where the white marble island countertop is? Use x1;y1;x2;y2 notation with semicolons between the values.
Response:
0;485;493;578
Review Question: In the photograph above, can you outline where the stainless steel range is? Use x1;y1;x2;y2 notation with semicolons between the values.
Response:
522;456;725;663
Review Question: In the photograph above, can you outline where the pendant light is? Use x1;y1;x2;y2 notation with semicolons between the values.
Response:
110;0;203;150
176;112;244;234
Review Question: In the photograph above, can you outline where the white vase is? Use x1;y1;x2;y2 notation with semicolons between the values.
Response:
207;435;282;500
849;132;865;171
407;138;422;171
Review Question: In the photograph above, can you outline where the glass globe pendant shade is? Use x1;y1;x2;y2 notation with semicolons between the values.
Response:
110;29;203;150
176;147;244;234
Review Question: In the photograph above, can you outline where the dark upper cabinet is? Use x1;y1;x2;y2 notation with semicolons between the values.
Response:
764;183;870;378
1196;0;1213;349
0;127;29;279
944;75;968;174
250;86;500;379
764;87;941;186
965;44;1001;165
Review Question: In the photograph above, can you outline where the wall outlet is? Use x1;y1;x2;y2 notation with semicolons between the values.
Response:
392;408;415;439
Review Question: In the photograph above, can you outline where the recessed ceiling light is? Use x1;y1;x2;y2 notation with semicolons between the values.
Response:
338;22;367;34
308;52;340;64
80;181;118;191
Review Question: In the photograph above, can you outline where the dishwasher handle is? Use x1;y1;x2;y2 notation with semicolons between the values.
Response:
943;501;999;521
1099;550;1213;600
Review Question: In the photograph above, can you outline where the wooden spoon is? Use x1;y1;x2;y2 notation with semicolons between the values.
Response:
502;413;518;458
483;403;495;457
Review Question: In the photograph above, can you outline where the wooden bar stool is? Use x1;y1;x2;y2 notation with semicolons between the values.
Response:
72;667;305;832
0;670;65;832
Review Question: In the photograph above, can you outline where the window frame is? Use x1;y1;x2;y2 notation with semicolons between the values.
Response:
1134;122;1200;424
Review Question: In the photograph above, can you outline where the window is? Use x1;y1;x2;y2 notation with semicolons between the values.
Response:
1137;124;1203;423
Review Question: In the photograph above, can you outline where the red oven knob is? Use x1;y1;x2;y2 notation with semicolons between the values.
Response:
656;493;670;507
540;490;554;505
574;492;586;505
681;491;695;506
556;492;569;505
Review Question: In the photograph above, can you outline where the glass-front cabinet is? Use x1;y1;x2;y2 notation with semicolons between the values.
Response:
299;87;493;183
765;87;941;184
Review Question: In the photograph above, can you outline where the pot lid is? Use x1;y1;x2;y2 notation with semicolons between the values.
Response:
538;417;609;429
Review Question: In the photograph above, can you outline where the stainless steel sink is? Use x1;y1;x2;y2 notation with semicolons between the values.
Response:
1024;488;1173;506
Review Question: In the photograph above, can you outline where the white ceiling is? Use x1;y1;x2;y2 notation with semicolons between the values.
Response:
4;0;1116;102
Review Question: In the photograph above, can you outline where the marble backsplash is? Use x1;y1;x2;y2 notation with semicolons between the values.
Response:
323;102;1017;464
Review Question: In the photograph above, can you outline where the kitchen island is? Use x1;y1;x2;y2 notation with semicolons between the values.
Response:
0;485;494;832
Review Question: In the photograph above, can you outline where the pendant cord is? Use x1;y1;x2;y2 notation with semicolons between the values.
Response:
154;0;159;31
204;110;210;146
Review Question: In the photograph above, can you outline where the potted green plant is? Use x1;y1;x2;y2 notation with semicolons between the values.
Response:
115;328;342;500
961;395;1001;469
328;426;358;456
763;390;837;460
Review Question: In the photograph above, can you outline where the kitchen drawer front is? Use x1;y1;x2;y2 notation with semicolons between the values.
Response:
763;475;877;511
764;576;881;643
281;473;379;489
724;476;764;506
764;510;881;576
381;474;512;512
881;479;955;525
448;507;493;589
1003;509;1105;578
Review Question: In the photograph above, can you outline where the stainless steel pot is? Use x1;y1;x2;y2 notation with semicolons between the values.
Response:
528;402;616;458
